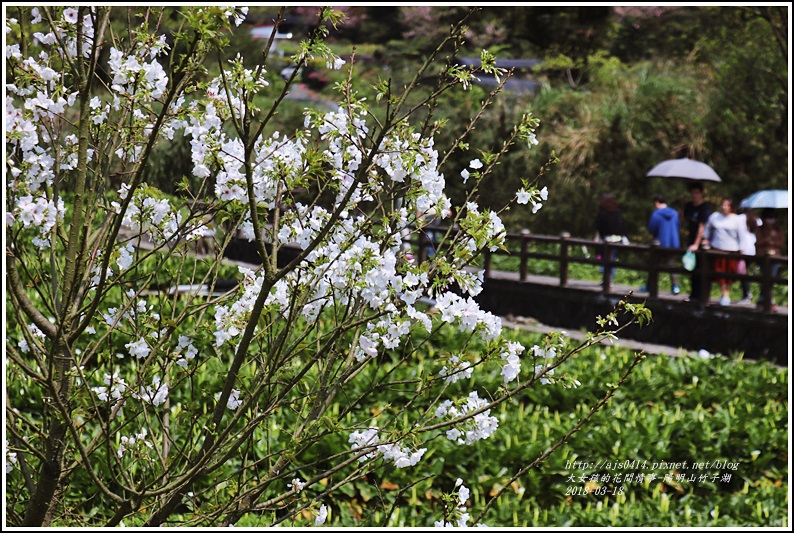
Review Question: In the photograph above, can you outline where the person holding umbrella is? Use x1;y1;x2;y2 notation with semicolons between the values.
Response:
755;208;785;311
755;209;785;266
645;157;722;302
682;183;713;302
739;189;787;310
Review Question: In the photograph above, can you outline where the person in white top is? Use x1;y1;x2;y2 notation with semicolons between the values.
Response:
736;208;759;302
703;198;744;306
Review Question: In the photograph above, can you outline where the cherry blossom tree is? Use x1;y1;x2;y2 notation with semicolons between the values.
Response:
4;6;649;527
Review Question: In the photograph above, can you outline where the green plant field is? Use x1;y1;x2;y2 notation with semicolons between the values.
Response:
8;245;786;527
230;323;789;527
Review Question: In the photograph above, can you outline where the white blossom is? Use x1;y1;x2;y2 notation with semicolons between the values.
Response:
116;243;134;271
438;356;473;384
63;8;79;24
527;132;539;146
329;56;345;70
126;338;150;359
5;440;18;474
532;344;556;360
349;427;380;462
499;341;524;383
288;478;306;493
315;504;328;526
217;389;242;410
534;364;555;385
437;391;498;445
92;372;128;402
139;375;169;406
117;428;153;458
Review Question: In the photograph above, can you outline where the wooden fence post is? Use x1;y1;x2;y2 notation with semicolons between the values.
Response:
560;232;570;287
647;240;660;298
600;241;612;292
760;251;773;313
697;244;711;305
519;229;529;282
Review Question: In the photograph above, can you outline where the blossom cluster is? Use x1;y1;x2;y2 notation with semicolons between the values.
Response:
438;355;473;384
348;427;427;469
91;372;129;403
89;326;202;412
499;341;525;384
114;187;210;246
435;391;499;445
5;7;564;526
138;375;169;407
288;478;306;493
174;335;199;369
458;200;507;256
108;41;169;101
213;266;264;346
91;370;168;408
117;428;154;458
8;8;98;63
531;338;563;385
217;389;243;411
18;323;47;354
516;185;549;214
434;478;487;528
6;86;68;246
5;440;18;474
434;292;502;341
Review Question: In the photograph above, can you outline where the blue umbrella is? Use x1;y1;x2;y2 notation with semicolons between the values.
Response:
739;190;789;209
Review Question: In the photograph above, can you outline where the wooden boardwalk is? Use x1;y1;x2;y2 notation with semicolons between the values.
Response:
485;268;788;316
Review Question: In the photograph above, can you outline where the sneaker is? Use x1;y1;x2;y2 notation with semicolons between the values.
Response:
719;296;731;306
672;285;681;295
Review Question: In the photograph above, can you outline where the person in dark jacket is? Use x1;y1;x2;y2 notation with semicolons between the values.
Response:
682;182;713;302
647;194;681;294
594;193;626;282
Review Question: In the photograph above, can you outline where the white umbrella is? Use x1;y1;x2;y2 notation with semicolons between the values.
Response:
739;189;788;209
646;157;722;183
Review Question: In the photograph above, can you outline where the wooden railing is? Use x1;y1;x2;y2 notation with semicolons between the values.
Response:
407;225;788;313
